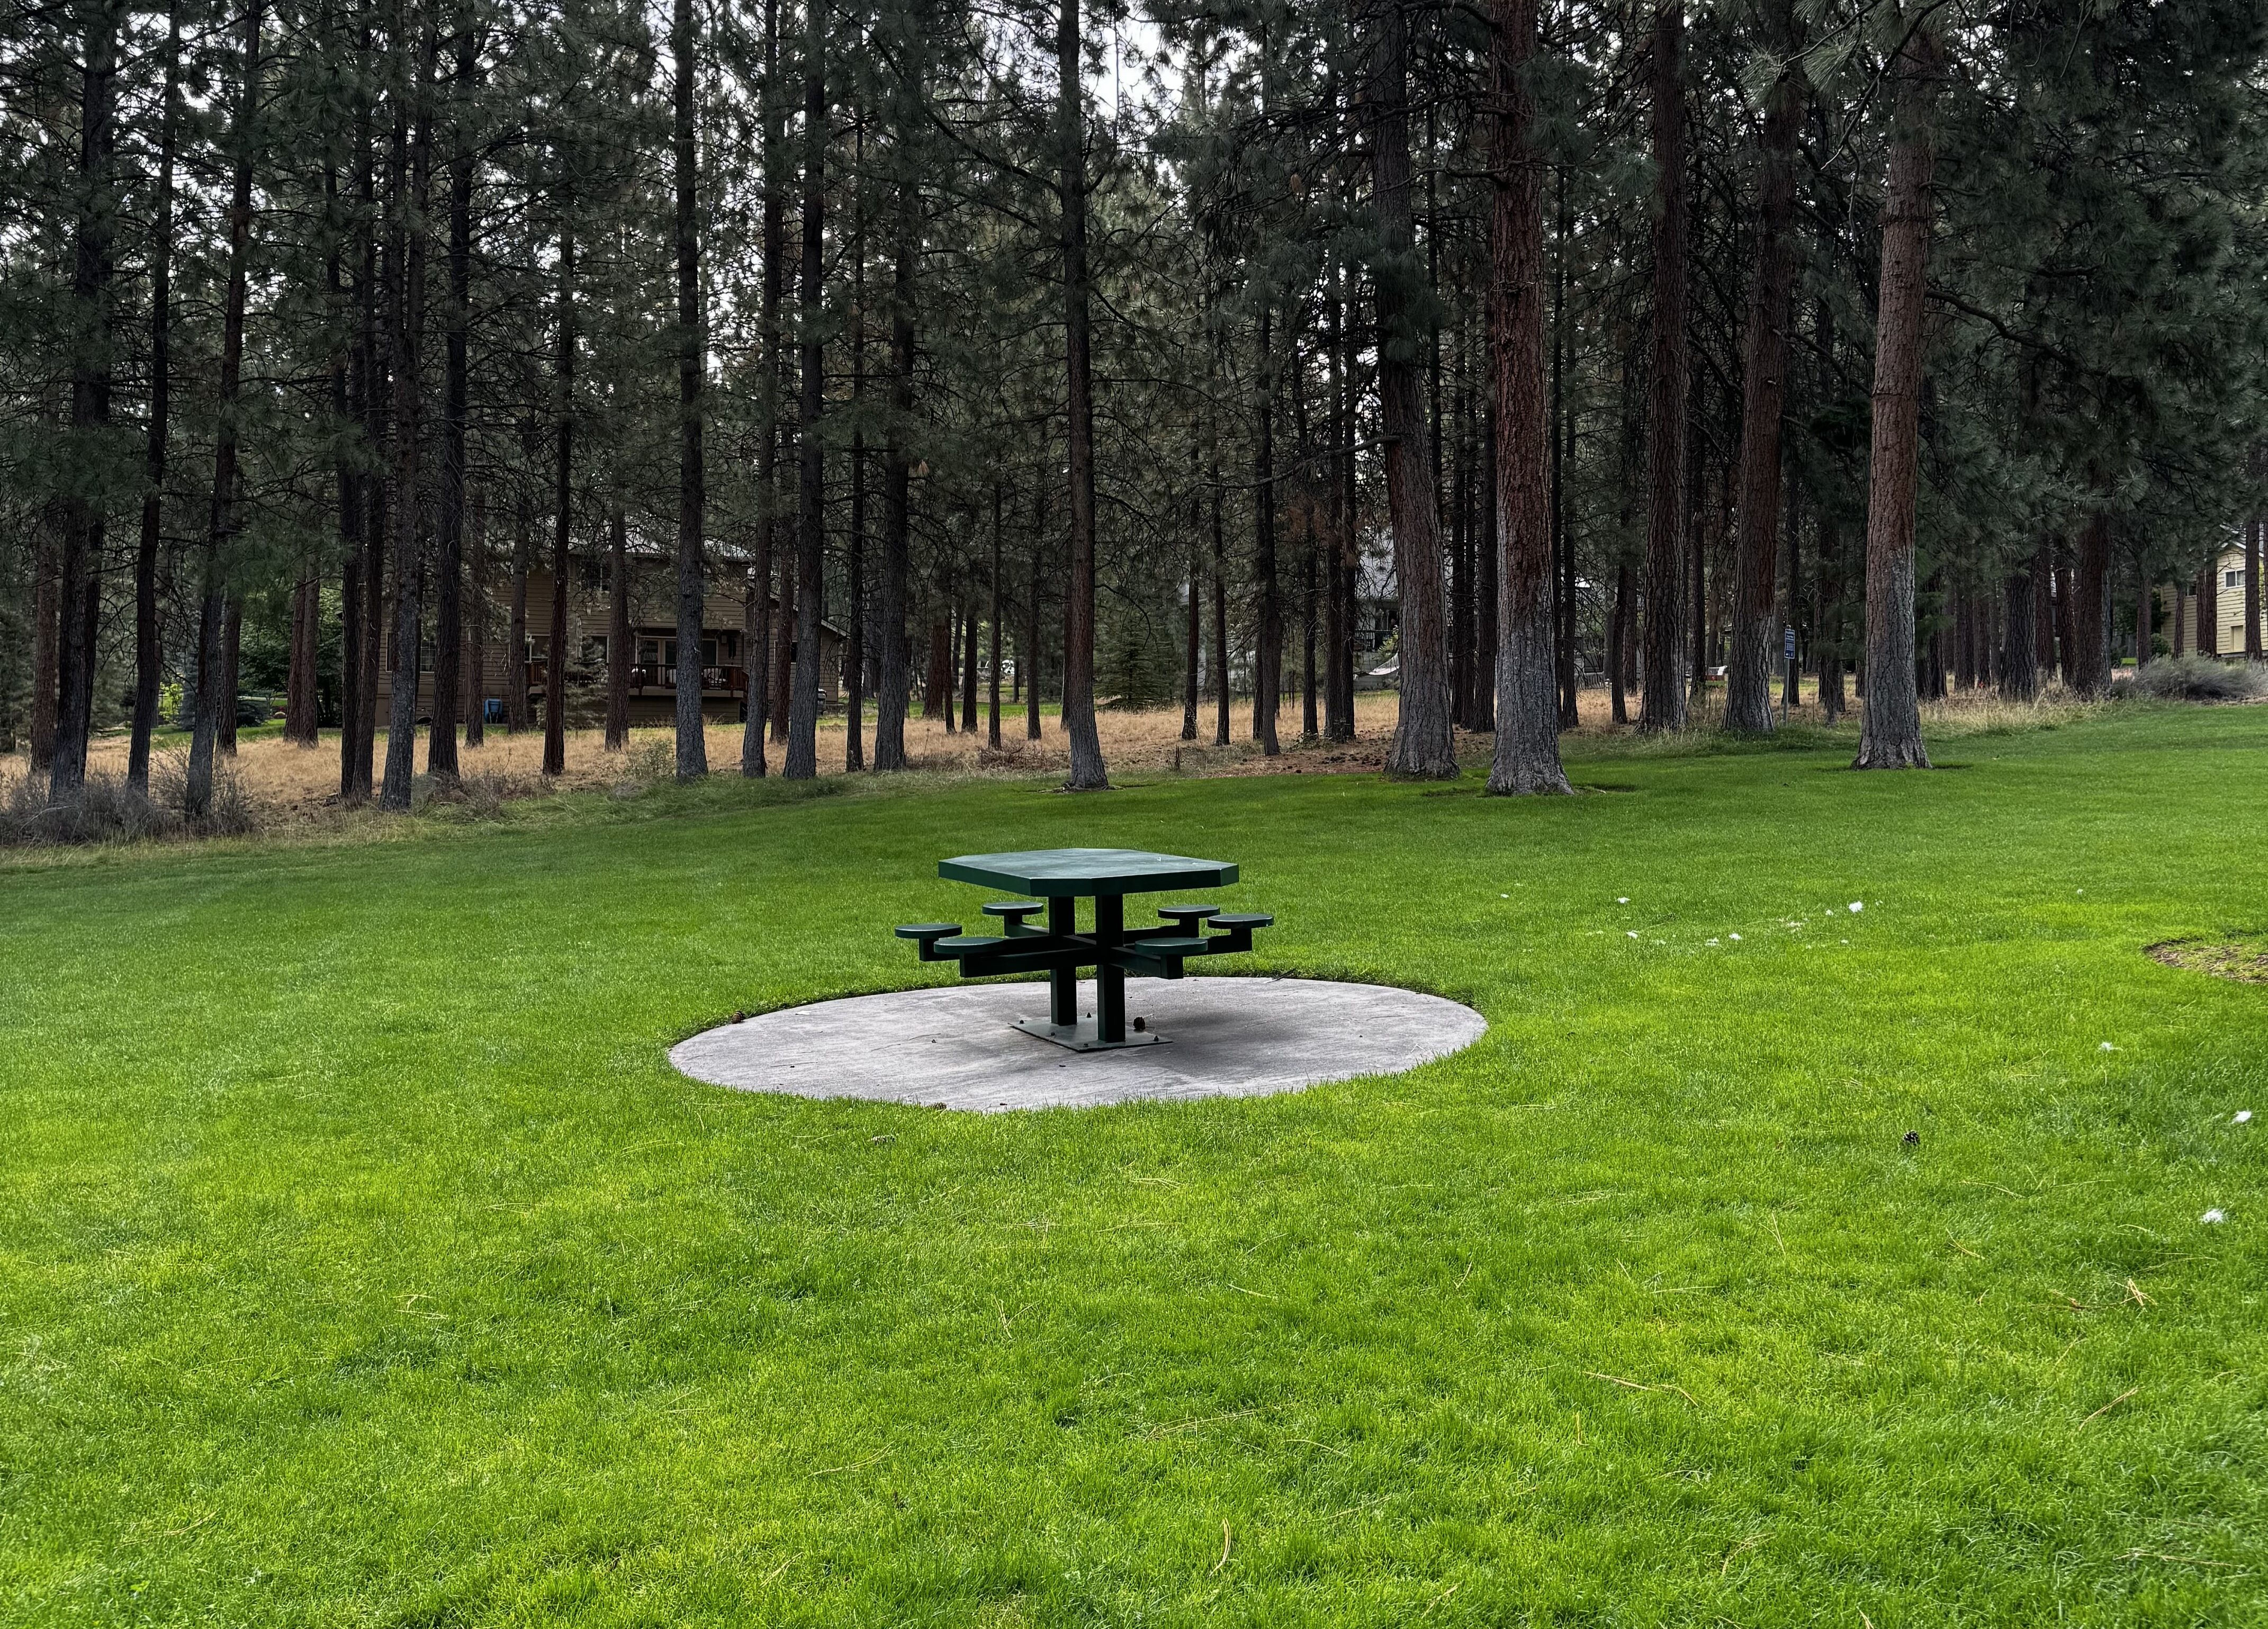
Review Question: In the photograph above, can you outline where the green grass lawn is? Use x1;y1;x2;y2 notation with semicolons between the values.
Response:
4;705;2265;1625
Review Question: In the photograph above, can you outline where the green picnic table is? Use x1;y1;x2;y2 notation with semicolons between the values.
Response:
895;847;1274;1051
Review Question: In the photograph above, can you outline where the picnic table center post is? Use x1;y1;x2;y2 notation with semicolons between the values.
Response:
1048;896;1077;1029
1093;892;1126;1043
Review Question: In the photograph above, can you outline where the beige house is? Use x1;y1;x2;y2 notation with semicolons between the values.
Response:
2159;539;2261;658
379;556;844;727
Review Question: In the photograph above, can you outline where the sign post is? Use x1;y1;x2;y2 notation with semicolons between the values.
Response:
1783;626;1798;724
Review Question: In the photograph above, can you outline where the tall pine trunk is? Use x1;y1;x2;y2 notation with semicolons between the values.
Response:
506;496;530;731
2071;508;2111;697
1252;302;1280;754
742;0;784;777
1364;0;1455;777
874;161;916;770
380;20;434;812
543;204;575;776
1999;549;2039;701
1722;0;1802;733
784;0;826;780
186;0;260;820
1852;19;1940;770
606;506;629;749
1484;0;1568;795
465;490;487;743
50;0;121;799
428;25;476;781
1183;445;1201;741
1055;0;1107;788
672;0;709;778
348;58;384;797
845;125;867;771
1637;0;1689;733
130;0;182;793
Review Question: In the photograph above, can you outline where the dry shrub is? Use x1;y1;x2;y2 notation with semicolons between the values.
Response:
0;769;173;845
0;752;254;846
149;750;259;836
2129;654;2268;703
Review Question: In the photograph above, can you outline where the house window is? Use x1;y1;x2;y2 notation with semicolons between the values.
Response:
637;636;664;667
2227;569;2247;589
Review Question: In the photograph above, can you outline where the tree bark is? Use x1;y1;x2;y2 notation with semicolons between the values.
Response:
1364;0;1455;777
988;483;1004;749
1211;436;1229;746
1999;551;2039;701
960;575;978;732
606;505;629;749
1722;0;1802;733
874;164;916;770
465;489;487;744
2198;559;2219;658
1055;0;1108;788
543;204;574;777
845;124;868;771
1483;0;1568;794
50;0;121;799
1253;300;1280;754
187;0;261;820
507;496;531;732
672;0;709;778
1637;0;1689;733
287;574;319;743
428;25;475;782
219;598;242;754
2248;498;2263;661
381;20;435;812
346;65;383;800
742;0;784;777
1025;503;1047;739
1852;18;1940;770
1182;447;1200;741
1550;166;1572;728
785;0;826;780
129;0;182;793
2070;508;2111;697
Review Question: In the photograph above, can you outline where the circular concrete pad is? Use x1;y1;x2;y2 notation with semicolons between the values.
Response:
670;977;1487;1112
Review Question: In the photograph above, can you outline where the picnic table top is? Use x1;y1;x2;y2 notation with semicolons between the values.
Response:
938;847;1238;898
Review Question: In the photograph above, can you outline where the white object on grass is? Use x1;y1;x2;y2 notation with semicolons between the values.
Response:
2201;1209;2227;1225
1848;901;1864;913
2235;1110;2254;1125
2100;1042;2116;1052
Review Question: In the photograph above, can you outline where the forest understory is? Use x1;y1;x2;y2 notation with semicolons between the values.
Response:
0;681;2176;847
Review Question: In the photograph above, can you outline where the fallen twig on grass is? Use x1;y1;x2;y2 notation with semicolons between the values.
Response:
1720;1531;1770;1576
1582;1371;1699;1406
2080;1388;2138;1427
808;1450;892;1477
1147;1408;1261;1438
1210;1520;1232;1574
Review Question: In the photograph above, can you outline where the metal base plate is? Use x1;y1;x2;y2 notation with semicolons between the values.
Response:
1011;1016;1168;1052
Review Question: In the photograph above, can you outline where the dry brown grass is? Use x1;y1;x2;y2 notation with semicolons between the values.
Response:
0;679;2111;836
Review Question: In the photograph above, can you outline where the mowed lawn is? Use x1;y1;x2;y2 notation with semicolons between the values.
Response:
4;706;2266;1626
